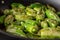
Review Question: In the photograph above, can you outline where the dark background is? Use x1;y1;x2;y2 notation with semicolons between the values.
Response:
0;0;60;40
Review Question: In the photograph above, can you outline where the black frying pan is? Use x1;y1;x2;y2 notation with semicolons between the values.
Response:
0;0;60;40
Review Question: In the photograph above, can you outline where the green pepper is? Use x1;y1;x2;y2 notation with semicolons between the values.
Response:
11;8;25;15
4;9;10;15
46;19;58;28
0;15;6;24
21;20;38;33
26;7;36;16
22;23;38;33
11;3;25;15
6;24;26;37
41;21;48;28
4;15;14;26
40;5;47;14
29;3;42;9
29;3;42;14
11;3;25;9
45;9;60;22
30;3;42;12
24;20;36;25
36;14;45;21
4;9;15;15
30;3;47;14
36;20;41;27
15;15;33;21
40;28;60;38
12;21;24;30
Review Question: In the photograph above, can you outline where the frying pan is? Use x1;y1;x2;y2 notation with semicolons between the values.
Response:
0;0;60;40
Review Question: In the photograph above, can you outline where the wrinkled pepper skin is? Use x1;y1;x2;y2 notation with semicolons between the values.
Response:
46;19;58;28
36;14;45;21
26;7;36;16
15;15;32;21
4;15;14;26
29;3;46;14
6;24;26;37
4;9;10;15
41;21;48;28
40;28;60;38
10;3;25;15
29;3;42;14
21;20;38;33
45;9;60;22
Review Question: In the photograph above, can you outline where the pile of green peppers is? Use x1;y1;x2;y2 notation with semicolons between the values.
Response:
0;3;60;39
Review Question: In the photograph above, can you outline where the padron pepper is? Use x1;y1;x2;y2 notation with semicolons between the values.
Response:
41;21;48;28
38;28;60;38
36;14;45;21
4;15;14;26
29;3;43;14
46;19;58;28
26;7;36;16
45;9;60;22
6;24;26;37
21;20;38;33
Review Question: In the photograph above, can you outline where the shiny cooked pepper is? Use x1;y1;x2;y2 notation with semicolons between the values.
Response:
41;21;48;28
46;19;58;28
39;28;60;38
15;14;33;21
11;3;25;15
4;15;14;26
6;24;26;37
21;20;38;33
29;3;42;14
29;3;42;11
45;9;60;22
26;7;36;16
36;14;45;21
